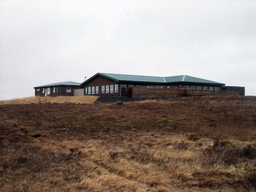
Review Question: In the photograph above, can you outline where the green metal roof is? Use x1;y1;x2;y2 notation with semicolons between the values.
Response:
81;73;224;86
100;73;165;83
34;81;81;89
165;75;224;85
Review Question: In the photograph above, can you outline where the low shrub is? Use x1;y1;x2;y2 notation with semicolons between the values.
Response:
244;170;256;189
202;139;256;166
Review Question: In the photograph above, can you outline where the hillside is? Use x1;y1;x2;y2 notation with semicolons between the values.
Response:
0;96;256;191
0;96;99;105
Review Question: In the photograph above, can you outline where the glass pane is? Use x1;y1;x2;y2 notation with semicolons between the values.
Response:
115;84;118;93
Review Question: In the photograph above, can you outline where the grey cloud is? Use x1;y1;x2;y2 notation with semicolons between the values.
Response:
1;1;256;99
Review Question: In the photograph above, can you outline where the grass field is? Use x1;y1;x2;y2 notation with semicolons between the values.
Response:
0;95;256;191
0;96;99;105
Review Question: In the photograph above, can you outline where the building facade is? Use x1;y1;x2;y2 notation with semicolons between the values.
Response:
34;81;81;97
81;73;226;97
222;86;245;96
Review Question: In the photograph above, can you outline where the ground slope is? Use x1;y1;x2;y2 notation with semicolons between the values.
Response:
0;96;256;191
0;96;99;105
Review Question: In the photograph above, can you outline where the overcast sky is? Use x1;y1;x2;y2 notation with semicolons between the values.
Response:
1;0;255;100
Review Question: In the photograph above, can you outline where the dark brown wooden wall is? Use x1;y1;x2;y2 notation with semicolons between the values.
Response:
35;86;79;97
83;76;120;96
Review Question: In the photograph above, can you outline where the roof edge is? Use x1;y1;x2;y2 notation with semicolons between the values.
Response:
34;81;81;89
80;73;119;86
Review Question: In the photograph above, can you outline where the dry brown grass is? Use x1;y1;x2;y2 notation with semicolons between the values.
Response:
0;95;256;191
0;96;99;105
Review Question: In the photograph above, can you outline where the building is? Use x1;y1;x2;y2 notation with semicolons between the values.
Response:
34;81;81;97
222;86;245;96
81;73;226;97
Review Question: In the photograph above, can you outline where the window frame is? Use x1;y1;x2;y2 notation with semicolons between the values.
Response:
110;84;114;93
92;86;95;94
88;87;91;94
115;84;118;93
106;85;109;94
203;86;208;91
101;85;105;94
66;87;71;93
120;84;127;93
196;86;202;90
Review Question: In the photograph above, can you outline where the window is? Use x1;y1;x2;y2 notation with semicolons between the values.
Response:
47;88;51;95
171;86;178;89
146;86;154;89
115;84;118;93
120;84;127;93
209;87;214;91
110;85;114;93
56;87;58;93
215;87;219;91
66;87;71;93
37;88;40;92
96;86;99;94
53;87;55;93
92;86;95;94
101;85;105;94
155;86;163;89
85;87;88;95
191;86;195;90
88;87;91;94
196;86;202;90
106;85;109;93
203;86;208;90
42;88;45;93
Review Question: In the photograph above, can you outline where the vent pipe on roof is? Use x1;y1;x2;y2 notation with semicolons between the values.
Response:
182;75;186;81
84;77;87;80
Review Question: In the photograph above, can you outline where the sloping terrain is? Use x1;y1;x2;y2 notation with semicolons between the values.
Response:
0;96;99;105
0;96;256;191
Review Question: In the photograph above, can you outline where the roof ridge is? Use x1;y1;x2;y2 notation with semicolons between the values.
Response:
100;72;163;78
182;75;186;81
80;73;225;86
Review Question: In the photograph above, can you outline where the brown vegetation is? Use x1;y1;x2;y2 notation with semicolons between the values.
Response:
0;95;256;191
0;96;99;105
